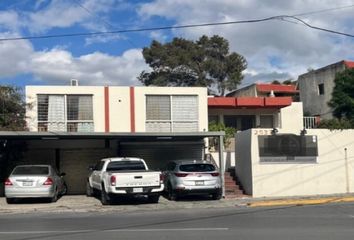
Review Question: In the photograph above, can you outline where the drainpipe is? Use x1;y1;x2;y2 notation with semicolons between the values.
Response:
219;134;225;197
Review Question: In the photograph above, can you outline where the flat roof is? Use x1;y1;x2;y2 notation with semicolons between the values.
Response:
0;131;224;140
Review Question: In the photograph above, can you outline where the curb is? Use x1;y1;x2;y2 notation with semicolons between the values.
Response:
248;196;354;207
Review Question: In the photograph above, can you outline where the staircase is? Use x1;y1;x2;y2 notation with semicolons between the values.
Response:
224;167;246;198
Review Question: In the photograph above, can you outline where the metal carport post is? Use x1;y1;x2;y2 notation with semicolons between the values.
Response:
218;134;225;197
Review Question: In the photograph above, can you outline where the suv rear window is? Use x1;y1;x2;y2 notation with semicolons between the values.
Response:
106;161;146;171
12;166;49;175
179;164;215;172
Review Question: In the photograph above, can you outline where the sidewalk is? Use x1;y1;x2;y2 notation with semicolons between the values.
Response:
1;194;354;215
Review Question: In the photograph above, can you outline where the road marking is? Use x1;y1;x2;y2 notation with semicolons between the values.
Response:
0;228;228;234
249;197;354;207
106;228;229;232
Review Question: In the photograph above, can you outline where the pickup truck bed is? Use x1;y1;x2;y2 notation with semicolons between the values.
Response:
87;157;164;205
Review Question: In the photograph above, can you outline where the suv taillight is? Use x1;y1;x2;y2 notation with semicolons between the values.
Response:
211;172;220;177
110;175;116;186
174;173;188;177
4;178;13;186
43;177;53;185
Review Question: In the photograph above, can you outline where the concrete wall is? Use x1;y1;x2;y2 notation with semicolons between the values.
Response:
298;62;346;119
236;128;354;197
26;86;208;133
228;85;257;97
279;102;303;132
235;129;253;195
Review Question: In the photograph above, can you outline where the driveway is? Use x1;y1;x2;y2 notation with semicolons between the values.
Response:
0;195;251;215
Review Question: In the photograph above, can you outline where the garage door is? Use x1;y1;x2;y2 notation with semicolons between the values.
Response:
119;141;204;170
60;149;115;194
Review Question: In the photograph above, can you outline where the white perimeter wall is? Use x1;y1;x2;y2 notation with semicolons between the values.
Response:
236;128;354;198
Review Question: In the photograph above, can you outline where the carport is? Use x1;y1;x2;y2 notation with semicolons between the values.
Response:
0;131;226;196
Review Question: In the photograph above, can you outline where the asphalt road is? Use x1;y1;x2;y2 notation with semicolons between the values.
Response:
0;202;354;240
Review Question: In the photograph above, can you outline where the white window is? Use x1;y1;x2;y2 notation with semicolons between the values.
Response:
145;95;198;132
37;94;94;132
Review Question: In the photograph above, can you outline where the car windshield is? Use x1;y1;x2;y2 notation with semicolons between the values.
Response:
106;161;146;171
179;164;215;172
12;166;49;175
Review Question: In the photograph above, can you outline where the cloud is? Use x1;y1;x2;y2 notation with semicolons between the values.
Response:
0;33;148;86
0;33;33;77
0;10;21;31
138;0;354;84
30;47;148;86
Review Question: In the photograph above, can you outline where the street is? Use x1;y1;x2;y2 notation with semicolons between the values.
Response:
0;202;354;240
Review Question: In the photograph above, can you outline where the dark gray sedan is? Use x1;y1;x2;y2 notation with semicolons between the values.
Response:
4;165;67;204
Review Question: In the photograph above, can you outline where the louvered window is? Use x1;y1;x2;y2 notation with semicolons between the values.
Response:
146;95;198;132
37;94;94;132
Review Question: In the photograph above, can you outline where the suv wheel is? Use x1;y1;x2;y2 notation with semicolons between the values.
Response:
167;183;177;201
86;182;93;197
212;190;222;200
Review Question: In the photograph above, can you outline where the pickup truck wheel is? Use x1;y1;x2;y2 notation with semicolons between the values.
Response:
167;183;177;201
86;182;93;197
147;195;160;203
100;185;111;205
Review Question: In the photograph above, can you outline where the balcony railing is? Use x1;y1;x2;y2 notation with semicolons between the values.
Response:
303;117;319;129
38;121;94;132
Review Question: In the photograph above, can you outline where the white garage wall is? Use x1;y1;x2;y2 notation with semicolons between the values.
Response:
236;129;354;197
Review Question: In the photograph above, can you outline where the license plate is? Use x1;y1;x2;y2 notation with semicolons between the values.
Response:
23;181;33;186
195;181;204;186
133;188;143;193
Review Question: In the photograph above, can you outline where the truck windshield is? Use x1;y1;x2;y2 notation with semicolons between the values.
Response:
106;161;146;171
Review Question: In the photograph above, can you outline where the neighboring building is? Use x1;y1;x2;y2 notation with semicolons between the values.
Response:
208;96;304;169
227;83;299;100
208;96;302;131
298;60;354;120
26;86;208;133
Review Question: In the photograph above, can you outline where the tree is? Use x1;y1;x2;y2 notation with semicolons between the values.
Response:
0;86;28;131
139;35;247;96
328;68;354;121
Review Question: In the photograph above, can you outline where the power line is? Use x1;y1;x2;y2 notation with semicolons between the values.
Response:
293;4;354;17
0;14;353;42
70;0;138;48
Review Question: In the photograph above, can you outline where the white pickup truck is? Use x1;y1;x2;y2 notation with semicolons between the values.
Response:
86;157;164;205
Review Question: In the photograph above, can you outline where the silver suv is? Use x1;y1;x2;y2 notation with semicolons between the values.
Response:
163;160;222;200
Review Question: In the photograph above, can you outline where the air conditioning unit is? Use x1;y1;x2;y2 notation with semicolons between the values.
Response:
70;79;79;86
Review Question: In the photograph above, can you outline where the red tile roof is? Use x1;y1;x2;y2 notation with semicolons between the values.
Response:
344;60;354;68
208;97;292;108
256;83;298;93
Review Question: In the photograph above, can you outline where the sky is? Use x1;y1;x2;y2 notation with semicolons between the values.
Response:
0;0;353;89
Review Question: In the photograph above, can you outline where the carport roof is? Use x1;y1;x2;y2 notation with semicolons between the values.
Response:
0;131;224;141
